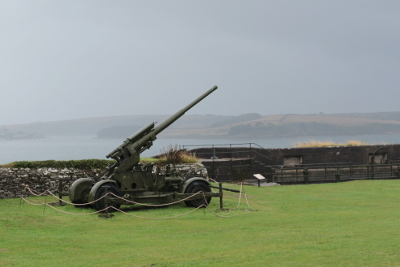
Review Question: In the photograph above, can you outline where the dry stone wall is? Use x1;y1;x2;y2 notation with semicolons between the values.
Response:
0;168;103;199
0;163;208;199
161;163;208;180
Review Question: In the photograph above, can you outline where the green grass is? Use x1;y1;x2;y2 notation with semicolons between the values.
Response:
2;180;400;266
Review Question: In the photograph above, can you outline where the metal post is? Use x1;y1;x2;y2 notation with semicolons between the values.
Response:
350;164;353;179
398;165;400;179
212;146;218;159
335;169;340;182
249;143;253;181
229;144;233;182
211;145;215;180
303;168;309;184
219;183;223;210
371;162;374;179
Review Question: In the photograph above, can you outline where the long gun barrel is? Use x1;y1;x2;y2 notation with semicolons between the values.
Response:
153;85;218;137
105;85;218;174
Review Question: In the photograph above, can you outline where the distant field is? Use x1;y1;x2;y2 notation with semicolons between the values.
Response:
1;180;400;266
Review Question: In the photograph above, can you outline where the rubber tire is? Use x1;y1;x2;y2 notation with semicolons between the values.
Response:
93;183;122;212
71;187;91;207
69;178;93;207
184;181;212;208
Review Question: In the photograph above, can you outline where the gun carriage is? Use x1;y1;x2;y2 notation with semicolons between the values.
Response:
69;86;221;212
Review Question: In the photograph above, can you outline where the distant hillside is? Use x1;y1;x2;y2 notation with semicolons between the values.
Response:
338;111;400;121
159;113;400;139
0;129;44;140
0;114;232;139
3;112;400;140
210;113;263;127
97;125;142;139
224;114;400;138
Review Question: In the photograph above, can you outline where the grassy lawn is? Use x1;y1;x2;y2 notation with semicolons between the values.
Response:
1;180;400;266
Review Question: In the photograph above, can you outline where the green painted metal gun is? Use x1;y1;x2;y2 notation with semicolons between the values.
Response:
69;85;219;212
103;85;218;176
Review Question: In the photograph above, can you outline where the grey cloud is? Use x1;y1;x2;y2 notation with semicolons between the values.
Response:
1;1;399;125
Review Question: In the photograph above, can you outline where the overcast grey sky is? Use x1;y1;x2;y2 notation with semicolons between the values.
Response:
1;1;399;125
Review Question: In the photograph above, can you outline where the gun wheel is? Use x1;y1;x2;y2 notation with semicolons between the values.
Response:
93;183;122;213
68;178;94;207
184;181;212;208
71;187;91;207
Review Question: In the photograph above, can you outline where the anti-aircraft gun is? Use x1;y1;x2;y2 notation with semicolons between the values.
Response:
68;86;219;212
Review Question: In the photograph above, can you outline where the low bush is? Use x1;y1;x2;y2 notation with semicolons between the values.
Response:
0;154;199;170
158;144;198;164
1;159;115;170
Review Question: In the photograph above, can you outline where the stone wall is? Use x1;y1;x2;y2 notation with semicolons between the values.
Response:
163;163;208;180
0;168;103;199
0;163;208;199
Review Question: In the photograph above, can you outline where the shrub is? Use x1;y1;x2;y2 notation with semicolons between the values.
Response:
158;144;198;164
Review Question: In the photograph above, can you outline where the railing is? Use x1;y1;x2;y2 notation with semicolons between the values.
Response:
271;163;400;184
183;142;271;161
183;143;400;184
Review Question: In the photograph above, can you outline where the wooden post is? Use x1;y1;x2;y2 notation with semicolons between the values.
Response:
58;178;64;206
105;185;109;215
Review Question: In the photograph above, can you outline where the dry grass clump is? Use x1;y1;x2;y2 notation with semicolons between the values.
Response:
159;144;198;164
293;139;368;148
